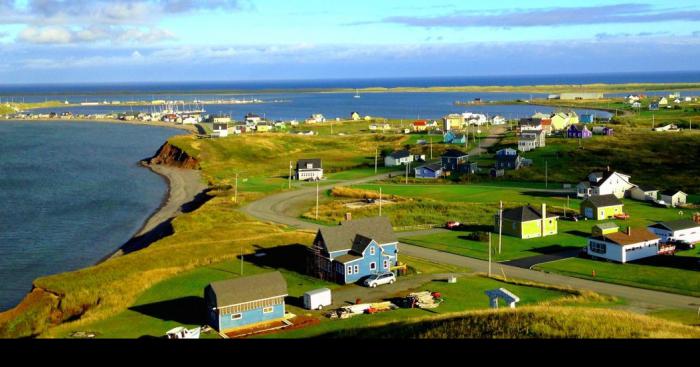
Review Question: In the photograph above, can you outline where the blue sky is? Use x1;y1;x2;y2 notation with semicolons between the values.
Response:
1;0;700;83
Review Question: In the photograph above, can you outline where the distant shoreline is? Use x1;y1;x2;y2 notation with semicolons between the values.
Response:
0;118;199;133
3;81;700;100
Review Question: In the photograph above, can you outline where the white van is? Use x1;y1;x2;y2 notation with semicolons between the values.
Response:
303;288;332;310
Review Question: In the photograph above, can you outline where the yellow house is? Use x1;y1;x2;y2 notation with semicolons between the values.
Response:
495;204;558;239
550;111;578;131
580;194;624;220
443;114;463;131
256;123;272;132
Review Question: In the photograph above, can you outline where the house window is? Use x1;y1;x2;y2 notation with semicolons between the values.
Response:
347;266;352;275
263;306;274;314
590;242;606;254
370;247;375;255
370;262;376;270
231;313;242;321
354;265;359;273
383;260;389;269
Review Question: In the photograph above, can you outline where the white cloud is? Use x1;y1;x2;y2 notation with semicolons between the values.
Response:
18;26;73;44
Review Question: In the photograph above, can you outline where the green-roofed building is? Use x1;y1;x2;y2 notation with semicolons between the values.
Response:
494;204;558;239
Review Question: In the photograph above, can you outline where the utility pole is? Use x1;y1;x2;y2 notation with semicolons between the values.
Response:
430;138;433;159
405;163;409;184
240;247;244;275
545;160;548;189
498;201;503;254
379;187;382;216
315;180;319;220
234;172;238;203
288;161;292;189
374;147;378;174
488;232;492;277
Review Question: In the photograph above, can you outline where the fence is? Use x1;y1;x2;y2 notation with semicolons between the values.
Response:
393;223;441;232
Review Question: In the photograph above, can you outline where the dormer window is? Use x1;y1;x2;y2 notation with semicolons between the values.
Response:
306;163;313;169
370;246;375;255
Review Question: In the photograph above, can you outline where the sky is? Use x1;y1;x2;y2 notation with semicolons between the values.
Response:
1;0;700;84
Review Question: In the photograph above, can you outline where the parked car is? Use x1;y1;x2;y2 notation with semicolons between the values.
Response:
363;272;396;288
670;240;695;251
653;200;671;208
613;213;630;220
445;221;461;229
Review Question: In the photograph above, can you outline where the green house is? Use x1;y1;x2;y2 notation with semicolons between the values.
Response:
580;195;624;220
495;204;558;239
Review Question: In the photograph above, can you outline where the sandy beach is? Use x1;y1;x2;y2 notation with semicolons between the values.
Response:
103;163;209;261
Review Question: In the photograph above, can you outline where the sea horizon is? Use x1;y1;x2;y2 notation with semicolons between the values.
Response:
2;70;700;96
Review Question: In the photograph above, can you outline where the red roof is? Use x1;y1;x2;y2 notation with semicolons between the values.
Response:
413;120;427;126
541;119;552;126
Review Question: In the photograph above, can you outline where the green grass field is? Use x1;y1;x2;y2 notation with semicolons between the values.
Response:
65;255;471;338
258;275;576;339
535;257;700;297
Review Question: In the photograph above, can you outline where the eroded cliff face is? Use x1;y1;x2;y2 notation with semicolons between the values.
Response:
147;142;199;169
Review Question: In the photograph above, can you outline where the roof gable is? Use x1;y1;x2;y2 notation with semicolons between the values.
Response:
318;217;397;253
583;194;623;208
502;205;557;222
649;219;699;232
207;271;287;308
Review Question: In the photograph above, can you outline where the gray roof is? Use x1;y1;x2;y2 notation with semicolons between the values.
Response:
319;216;397;253
419;163;443;172
661;189;686;196
442;149;468;158
206;271;287;308
583;194;623;208
501;205;557;222
388;149;411;159
649;219;699;232
297;159;322;170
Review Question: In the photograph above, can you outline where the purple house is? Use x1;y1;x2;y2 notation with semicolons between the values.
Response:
592;126;614;136
567;124;592;139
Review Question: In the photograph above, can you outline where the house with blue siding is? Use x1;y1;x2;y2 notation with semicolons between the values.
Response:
309;217;399;284
580;114;594;123
415;163;443;179
443;131;466;144
204;271;288;333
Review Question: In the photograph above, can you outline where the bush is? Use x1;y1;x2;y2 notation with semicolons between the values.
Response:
466;231;490;242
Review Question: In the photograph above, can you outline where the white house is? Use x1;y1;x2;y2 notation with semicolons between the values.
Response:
518;135;538;152
576;170;635;199
658;97;668;106
462;112;488;126
385;149;414;167
648;219;700;244
309;114;326;123
660;190;687;207
629;185;659;202
587;227;661;263
491;115;506;125
212;123;229;138
295;159;323;181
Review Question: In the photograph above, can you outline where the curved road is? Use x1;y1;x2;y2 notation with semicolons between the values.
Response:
242;126;700;311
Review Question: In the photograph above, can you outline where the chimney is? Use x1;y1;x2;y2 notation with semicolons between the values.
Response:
541;203;546;237
345;212;352;221
626;227;632;236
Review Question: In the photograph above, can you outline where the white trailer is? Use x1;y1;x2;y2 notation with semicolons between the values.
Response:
303;288;332;310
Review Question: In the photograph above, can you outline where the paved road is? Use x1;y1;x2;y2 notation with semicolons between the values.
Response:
501;248;583;269
241;125;700;311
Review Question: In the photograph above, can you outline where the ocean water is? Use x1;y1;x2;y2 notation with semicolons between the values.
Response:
29;92;613;121
0;121;184;311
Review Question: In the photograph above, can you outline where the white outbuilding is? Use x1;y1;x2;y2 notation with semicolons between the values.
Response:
647;219;700;244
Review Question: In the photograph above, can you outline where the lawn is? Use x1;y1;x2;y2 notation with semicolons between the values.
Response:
64;254;470;339
647;309;700;326
534;257;700;297
258;274;573;339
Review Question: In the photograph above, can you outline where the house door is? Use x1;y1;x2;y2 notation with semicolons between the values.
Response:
584;208;593;218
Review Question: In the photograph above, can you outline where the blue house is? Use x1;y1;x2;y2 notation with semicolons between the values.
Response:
649;103;659;111
415;163;443;179
204;271;288;333
441;149;469;173
580;114;594;123
309;217;399;284
443;131;456;143
443;131;466;144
